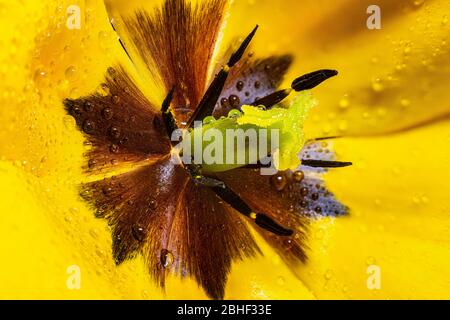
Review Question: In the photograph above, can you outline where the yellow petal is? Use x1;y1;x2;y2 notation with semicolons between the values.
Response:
296;119;450;299
0;159;315;299
223;0;450;137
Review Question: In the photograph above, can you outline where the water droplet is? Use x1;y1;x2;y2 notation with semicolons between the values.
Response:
109;126;120;139
148;198;158;210
102;186;113;196
65;65;77;79
270;173;287;191
228;109;241;118
203;116;215;125
220;97;230;108
111;94;120;104
300;187;308;196
102;107;113;120
338;120;348;132
109;144;119;154
400;98;411;107
236;81;244;91
33;69;47;83
257;105;267;111
63;115;75;128
84;101;94;112
338;96;350;109
315;228;325;240
160;249;174;268
371;78;384;92
229;94;240;108
292;170;304;182
276;276;285;286
82;119;95;133
88;159;97;169
96;83;110;96
132;224;146;242
404;46;411;54
107;67;116;76
79;189;91;199
89;228;99;239
324;269;333;280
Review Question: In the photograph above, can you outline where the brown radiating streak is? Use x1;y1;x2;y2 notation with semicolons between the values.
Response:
64;66;171;174
216;167;348;267
81;157;259;300
121;0;228;125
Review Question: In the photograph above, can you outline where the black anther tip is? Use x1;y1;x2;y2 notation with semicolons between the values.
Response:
291;69;338;92
255;213;293;236
228;25;259;67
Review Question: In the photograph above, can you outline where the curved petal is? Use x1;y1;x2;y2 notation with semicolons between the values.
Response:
221;0;450;136
296;119;450;299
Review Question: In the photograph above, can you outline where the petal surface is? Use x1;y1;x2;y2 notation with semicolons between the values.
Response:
296;119;450;299
221;0;450;137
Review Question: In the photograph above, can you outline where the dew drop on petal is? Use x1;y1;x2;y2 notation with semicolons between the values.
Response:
324;269;333;280
292;170;304;182
203;116;215;125
371;78;384;92
229;94;240;108
102;107;113;120
270;173;287;191
148;198;158;210
160;249;174;269
277;276;285;286
109;144;119;154
111;94;120;104
109;126;120;139
82;119;95;133
65;65;76;79
228;109;241;118
132;224;146;242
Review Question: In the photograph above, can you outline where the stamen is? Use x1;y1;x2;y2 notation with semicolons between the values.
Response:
243;158;272;169
307;135;342;142
186;26;259;126
185;165;293;236
253;213;293;236
227;25;259;67
291;69;338;91
211;183;293;236
251;69;338;109
161;87;177;138
301;159;352;168
162;86;175;112
110;20;133;62
252;88;292;108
